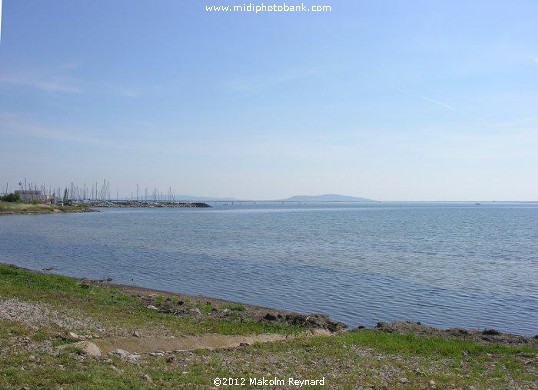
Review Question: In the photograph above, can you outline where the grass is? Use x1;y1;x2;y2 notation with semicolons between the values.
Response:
224;303;247;312
0;264;536;389
0;264;299;337
0;201;91;214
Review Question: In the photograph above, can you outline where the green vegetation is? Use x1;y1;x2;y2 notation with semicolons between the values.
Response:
0;201;91;215
0;264;535;389
0;192;20;202
224;303;247;312
0;265;297;337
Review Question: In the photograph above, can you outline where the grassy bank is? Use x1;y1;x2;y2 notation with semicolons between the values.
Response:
0;264;536;389
0;201;92;215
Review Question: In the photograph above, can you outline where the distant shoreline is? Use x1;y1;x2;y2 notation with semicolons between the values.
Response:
0;200;211;215
0;201;95;216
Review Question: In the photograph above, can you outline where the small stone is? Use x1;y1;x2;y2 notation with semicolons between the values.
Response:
141;374;152;382
149;352;164;357
264;313;277;321
166;355;175;363
132;331;140;337
399;377;409;384
111;349;139;361
112;349;129;357
68;332;81;341
189;308;202;315
429;379;436;387
75;341;102;357
28;355;36;362
239;342;250;347
147;305;159;310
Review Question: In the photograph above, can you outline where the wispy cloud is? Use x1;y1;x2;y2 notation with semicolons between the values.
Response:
1;115;109;146
389;85;485;122
0;75;82;93
223;68;318;94
416;94;457;111
0;114;186;153
109;87;140;98
59;62;80;70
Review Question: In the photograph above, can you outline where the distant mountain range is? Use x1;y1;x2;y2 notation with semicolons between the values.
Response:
170;194;374;202
282;194;375;202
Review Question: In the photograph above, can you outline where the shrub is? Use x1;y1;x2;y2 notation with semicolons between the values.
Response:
1;193;20;202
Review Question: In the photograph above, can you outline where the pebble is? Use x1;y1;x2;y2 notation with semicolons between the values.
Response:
399;377;409;384
111;348;140;361
74;341;102;358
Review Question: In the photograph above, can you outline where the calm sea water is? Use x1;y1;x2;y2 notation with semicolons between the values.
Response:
0;202;536;335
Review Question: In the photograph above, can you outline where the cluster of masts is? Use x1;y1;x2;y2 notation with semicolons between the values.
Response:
2;179;180;203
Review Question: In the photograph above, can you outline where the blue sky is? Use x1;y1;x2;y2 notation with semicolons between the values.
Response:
1;0;537;200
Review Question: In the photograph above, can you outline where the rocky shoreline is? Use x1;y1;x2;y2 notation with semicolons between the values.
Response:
0;202;95;215
28;265;536;346
1;263;536;388
90;201;211;208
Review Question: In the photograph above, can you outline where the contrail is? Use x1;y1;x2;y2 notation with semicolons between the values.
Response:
388;85;484;122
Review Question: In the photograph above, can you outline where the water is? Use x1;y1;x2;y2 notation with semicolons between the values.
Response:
0;202;536;336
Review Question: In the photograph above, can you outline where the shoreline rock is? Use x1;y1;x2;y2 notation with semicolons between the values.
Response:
2;264;536;345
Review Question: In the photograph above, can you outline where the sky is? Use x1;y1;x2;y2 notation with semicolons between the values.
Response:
0;0;537;201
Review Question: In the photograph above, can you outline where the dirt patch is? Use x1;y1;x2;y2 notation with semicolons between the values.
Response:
95;333;295;354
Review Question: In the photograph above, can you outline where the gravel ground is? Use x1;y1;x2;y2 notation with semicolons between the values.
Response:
0;296;105;333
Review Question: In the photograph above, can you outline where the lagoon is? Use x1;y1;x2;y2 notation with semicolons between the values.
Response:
1;202;536;335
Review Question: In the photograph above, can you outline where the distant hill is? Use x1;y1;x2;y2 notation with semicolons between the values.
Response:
282;194;375;202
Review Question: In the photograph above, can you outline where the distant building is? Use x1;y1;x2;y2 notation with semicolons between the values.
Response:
15;190;48;203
